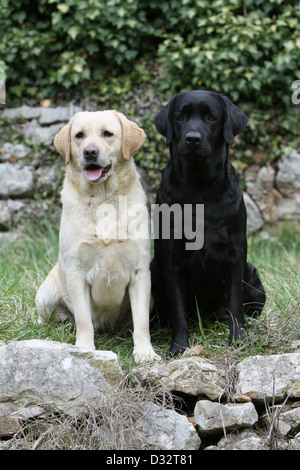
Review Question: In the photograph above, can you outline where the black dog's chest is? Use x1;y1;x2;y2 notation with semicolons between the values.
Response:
188;227;229;268
185;213;245;281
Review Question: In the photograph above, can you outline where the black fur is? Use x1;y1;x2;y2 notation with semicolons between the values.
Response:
151;90;266;356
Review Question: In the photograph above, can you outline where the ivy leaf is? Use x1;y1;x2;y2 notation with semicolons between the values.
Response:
68;26;80;40
57;4;69;13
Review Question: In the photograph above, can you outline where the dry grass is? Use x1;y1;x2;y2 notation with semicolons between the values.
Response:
0;378;175;450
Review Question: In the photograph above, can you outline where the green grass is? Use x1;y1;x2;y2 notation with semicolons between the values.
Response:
186;223;300;359
0;219;143;370
0;220;299;369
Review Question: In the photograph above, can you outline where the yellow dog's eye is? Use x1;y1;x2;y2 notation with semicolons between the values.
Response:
75;132;84;139
103;130;113;137
208;114;216;121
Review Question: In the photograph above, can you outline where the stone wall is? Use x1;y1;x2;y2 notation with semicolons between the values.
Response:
0;339;299;450
0;103;300;234
244;151;300;230
0;104;84;232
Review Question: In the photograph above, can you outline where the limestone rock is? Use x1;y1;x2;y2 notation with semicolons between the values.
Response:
6;199;25;213
276;194;300;221
134;403;201;450
39;105;82;125
132;357;225;400
0;416;21;437
0;339;124;418
36;165;62;193
245;164;282;223
0;142;14;161
0;162;34;197
0;143;30;161
194;400;258;436
2;103;82;126
0;200;12;229
2;105;42;120
274;151;300;221
276;150;300;194
276;405;300;437
205;428;269;450
21;119;62;146
235;353;300;403
289;433;300;450
243;191;264;233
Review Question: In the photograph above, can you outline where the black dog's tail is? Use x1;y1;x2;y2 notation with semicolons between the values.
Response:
243;262;266;317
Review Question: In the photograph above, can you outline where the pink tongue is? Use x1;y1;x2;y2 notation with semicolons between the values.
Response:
84;167;103;182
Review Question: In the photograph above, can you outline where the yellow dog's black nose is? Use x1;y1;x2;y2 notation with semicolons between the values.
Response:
83;145;99;161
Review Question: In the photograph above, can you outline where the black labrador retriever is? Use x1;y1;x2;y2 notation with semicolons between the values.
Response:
151;90;266;356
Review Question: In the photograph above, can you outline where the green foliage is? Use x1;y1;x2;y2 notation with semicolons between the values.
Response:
156;0;300;108
0;0;159;98
1;0;299;107
0;0;299;186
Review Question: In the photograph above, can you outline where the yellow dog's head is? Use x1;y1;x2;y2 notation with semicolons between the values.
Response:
54;110;145;184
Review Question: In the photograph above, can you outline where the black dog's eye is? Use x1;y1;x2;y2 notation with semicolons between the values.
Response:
207;114;216;121
75;131;85;139
103;130;113;137
177;114;185;122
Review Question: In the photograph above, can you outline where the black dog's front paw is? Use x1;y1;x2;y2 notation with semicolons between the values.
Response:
229;326;256;349
169;341;188;357
229;324;246;346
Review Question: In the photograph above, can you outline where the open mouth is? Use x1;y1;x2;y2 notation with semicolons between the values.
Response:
84;164;112;182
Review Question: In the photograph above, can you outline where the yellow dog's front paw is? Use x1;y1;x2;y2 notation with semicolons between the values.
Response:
133;347;161;363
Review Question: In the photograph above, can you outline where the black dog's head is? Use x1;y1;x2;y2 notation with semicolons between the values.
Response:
154;90;247;161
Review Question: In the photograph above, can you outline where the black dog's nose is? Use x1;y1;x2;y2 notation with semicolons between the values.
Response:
83;145;99;160
186;131;202;145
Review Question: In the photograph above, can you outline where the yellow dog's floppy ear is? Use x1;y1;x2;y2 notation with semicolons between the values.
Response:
114;111;146;160
54;116;75;164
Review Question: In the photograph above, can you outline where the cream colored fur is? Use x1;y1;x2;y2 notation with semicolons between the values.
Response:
35;111;160;362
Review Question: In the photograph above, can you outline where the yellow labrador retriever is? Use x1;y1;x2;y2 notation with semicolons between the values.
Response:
35;110;160;362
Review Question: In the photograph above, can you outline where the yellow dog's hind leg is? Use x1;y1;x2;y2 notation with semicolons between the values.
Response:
35;264;71;324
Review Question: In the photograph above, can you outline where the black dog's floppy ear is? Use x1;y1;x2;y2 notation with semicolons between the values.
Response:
154;96;176;146
221;95;248;145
